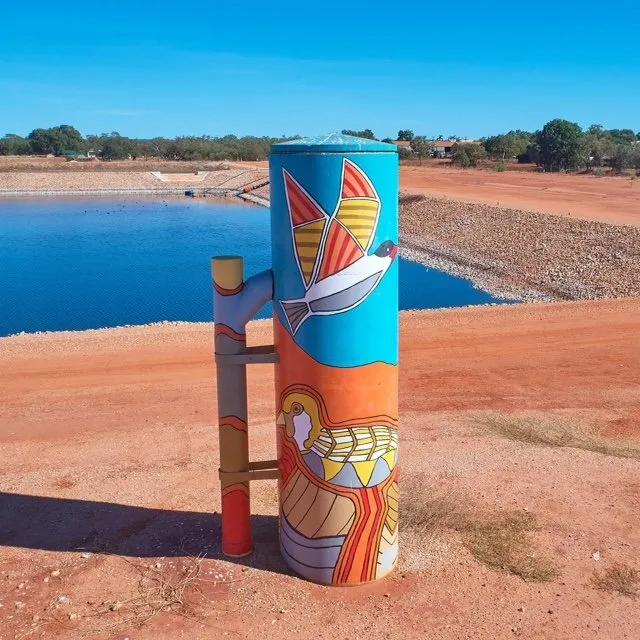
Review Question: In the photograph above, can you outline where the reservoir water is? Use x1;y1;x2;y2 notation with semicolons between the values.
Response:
0;197;501;336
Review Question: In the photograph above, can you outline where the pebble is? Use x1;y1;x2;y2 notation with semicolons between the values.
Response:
401;196;640;301
56;595;71;605
50;570;61;577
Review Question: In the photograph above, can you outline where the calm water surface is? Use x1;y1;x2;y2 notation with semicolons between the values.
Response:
0;198;501;336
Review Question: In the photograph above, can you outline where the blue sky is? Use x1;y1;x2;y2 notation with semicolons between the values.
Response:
1;1;638;139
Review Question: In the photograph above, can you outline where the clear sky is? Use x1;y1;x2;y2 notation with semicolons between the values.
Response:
1;1;638;139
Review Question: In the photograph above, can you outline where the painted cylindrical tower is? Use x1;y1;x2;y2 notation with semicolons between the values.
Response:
270;134;399;585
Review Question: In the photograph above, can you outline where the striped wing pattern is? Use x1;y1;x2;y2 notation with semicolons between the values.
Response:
311;424;398;487
341;159;377;199
312;425;398;463
316;218;363;282
284;170;328;287
285;160;379;285
284;170;325;226
336;198;380;252
294;220;326;286
337;159;380;253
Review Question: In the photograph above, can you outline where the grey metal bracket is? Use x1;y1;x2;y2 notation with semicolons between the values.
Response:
215;345;279;365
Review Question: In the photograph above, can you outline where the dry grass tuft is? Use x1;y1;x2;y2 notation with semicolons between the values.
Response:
103;556;207;625
593;563;640;599
478;413;640;461
399;476;461;572
400;477;462;537
400;477;559;581
461;511;559;582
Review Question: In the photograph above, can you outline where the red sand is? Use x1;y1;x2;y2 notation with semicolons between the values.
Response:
401;165;640;227
1;300;639;639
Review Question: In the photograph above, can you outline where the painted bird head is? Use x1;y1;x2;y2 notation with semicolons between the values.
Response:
373;240;398;261
276;392;323;452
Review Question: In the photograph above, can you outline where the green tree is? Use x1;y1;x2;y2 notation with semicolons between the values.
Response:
409;136;434;163
451;142;487;168
606;129;637;144
484;131;531;161
97;134;137;160
580;133;616;168
537;119;584;171
0;134;31;155
397;129;414;141
610;144;635;172
27;125;85;156
587;124;605;137
341;129;376;140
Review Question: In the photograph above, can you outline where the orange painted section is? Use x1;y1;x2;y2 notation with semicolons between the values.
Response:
274;317;398;425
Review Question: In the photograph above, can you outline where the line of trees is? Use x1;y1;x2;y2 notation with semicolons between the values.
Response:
390;121;640;172
2;122;639;171
347;123;640;172
0;125;291;161
483;121;640;172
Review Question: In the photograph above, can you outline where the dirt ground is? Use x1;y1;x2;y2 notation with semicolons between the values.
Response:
401;165;640;227
1;300;639;639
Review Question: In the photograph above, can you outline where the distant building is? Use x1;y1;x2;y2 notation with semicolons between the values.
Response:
433;139;480;158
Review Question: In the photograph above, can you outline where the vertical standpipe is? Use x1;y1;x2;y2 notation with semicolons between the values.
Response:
212;257;252;557
270;135;399;585
212;257;276;558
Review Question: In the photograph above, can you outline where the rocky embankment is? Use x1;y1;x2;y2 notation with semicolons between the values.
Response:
400;194;640;301
0;168;269;197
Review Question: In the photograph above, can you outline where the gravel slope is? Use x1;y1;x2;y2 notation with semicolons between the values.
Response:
400;194;640;301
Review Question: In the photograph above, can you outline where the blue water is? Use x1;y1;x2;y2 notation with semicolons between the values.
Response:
0;198;500;336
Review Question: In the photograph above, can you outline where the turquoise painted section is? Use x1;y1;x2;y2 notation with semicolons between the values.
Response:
274;133;397;154
270;136;399;368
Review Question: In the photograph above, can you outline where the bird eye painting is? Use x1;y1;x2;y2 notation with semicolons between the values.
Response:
271;150;399;585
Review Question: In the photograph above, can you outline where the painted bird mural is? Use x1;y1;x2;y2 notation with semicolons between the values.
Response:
277;391;398;488
280;159;397;334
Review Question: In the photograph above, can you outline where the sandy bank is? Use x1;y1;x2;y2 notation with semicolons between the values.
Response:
1;301;639;639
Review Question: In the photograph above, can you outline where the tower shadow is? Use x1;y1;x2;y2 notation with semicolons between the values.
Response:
0;492;289;575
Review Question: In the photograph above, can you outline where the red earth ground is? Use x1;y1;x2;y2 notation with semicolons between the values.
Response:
400;164;640;227
1;300;639;639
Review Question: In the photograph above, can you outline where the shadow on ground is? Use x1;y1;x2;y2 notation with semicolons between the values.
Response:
0;492;288;574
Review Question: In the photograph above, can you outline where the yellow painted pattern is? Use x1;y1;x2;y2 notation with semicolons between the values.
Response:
336;198;380;251
294;219;326;285
385;482;399;532
310;425;398;464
